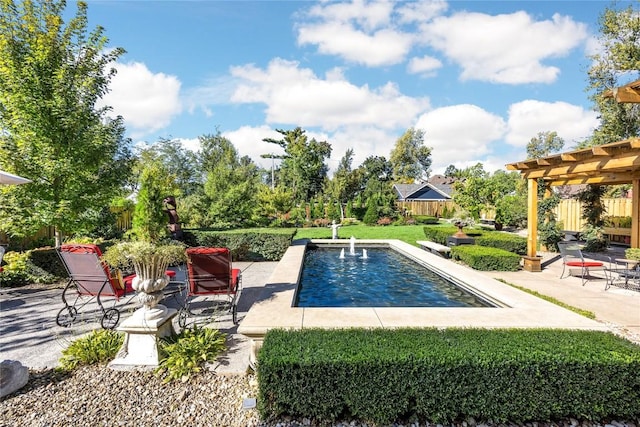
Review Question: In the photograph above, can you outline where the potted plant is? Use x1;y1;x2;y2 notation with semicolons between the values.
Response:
102;240;186;318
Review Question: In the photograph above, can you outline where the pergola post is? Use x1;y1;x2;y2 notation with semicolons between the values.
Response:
522;178;541;272
632;179;639;248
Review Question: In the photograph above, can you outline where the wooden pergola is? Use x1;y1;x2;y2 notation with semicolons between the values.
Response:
603;79;640;103
506;137;640;272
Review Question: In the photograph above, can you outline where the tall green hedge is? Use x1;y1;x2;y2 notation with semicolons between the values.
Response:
258;328;640;425
423;225;484;245
183;229;295;261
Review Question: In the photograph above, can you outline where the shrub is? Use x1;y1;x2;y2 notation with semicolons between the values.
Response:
624;248;640;260
376;217;392;226
59;329;124;371
0;250;59;287
423;226;458;245
184;229;295;261
362;198;378;225
450;245;520;271
495;194;527;228
258;328;640;425
414;216;439;225
156;325;227;383
474;233;527;255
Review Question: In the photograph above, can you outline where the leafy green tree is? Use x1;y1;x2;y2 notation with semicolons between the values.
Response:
200;133;260;229
264;127;332;203
444;164;460;178
0;0;132;245
142;138;202;196
363;196;378;225
131;160;177;243
526;131;564;159
453;165;521;220
254;184;294;226
389;128;432;183
586;3;640;146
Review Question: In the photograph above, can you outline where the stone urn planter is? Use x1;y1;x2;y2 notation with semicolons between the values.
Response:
102;241;186;369
103;241;186;320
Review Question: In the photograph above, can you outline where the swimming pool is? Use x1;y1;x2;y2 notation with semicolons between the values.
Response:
296;246;490;308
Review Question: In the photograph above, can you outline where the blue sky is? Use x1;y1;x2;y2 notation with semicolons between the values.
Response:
79;0;634;176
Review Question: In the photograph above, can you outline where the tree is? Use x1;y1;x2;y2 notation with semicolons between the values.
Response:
453;165;521;220
585;3;640;146
264;127;332;203
0;0;132;245
389;128;432;183
444;164;459;178
526;131;564;159
200;133;260;228
130;160;177;243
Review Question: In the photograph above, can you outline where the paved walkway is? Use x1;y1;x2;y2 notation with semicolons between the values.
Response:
1;251;638;374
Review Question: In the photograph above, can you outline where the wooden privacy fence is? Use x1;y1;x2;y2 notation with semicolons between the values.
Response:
554;198;633;231
395;200;456;217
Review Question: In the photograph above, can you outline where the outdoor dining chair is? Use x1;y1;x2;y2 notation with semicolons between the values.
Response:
557;241;605;286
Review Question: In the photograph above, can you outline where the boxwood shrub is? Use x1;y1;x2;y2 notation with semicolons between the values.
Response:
450;245;520;271
414;215;439;225
183;228;295;261
423;226;484;245
257;328;640;426
474;232;527;255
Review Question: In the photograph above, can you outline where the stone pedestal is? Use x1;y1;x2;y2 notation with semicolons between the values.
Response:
109;307;177;370
522;255;542;272
447;236;475;246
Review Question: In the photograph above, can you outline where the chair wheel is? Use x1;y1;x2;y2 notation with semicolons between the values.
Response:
101;308;120;329
56;306;78;327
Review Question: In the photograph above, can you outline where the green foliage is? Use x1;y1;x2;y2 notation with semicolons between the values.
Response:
390;127;432;182
495;194;527;228
258;328;640;425
0;250;58;287
59;330;124;371
413;216;439;225
423;225;462;245
624;248;640;261
156;326;227;383
578;185;607;227
102;241;187;277
474;233;527;255
201;133;261;229
362;197;378;225
185;229;295;261
581;225;608;252
264;127;332;204
526;131;564;159
131;160;177;243
0;0;133;243
586;3;640;146
451;245;521;271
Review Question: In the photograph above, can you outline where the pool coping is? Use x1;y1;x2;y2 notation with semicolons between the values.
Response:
238;239;608;355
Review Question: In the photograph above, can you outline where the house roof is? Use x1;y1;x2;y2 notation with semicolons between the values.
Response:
394;182;451;200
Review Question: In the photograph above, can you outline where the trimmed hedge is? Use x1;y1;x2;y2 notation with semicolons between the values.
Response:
257;328;640;425
183;228;295;261
450;244;520;271
414;215;439;225
474;232;527;255
423;225;483;245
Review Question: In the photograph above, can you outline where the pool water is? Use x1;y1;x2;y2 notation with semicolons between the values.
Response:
296;247;490;308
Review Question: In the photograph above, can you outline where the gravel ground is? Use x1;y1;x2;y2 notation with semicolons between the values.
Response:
1;364;639;427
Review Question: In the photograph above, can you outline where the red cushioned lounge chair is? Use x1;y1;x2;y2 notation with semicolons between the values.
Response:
57;244;176;329
557;241;605;286
179;247;242;327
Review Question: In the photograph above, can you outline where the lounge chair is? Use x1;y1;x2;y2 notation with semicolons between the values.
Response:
57;244;177;329
179;247;242;327
557;241;605;286
0;246;5;272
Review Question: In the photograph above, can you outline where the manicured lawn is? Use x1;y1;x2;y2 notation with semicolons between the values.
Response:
293;224;430;246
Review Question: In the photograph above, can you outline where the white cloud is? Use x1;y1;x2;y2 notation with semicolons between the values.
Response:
229;58;430;131
414;104;507;171
222;125;286;167
296;0;414;66
407;55;442;76
505;100;600;148
421;11;588;84
100;62;182;137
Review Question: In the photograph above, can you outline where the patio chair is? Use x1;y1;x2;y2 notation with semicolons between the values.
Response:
0;246;5;272
604;260;640;291
57;244;178;329
178;247;242;327
557;241;605;286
